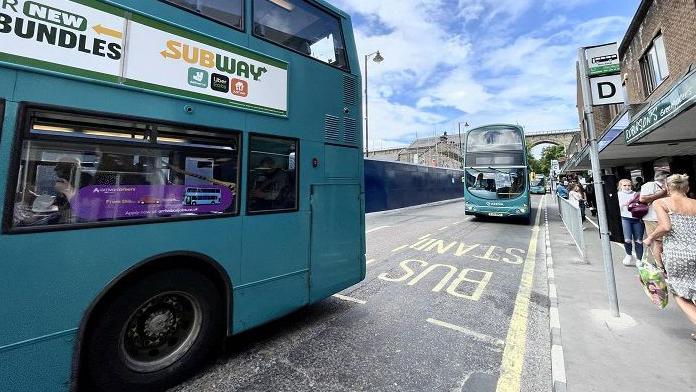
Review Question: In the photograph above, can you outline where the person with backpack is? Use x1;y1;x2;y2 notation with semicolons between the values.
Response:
618;179;645;266
640;170;670;268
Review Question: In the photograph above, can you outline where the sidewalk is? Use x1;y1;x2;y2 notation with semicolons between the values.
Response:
545;200;696;392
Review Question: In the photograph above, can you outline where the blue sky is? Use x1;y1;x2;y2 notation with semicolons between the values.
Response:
332;0;640;153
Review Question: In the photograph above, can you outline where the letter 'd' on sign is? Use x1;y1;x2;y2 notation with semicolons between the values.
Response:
590;74;624;106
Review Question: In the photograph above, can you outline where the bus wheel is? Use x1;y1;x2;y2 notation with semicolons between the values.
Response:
83;268;223;392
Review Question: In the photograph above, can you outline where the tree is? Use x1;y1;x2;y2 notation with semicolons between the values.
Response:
526;144;542;175
538;145;565;175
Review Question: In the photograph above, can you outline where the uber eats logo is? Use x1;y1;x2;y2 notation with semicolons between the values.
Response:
0;0;123;60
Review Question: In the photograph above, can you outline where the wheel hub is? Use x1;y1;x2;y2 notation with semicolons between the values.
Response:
120;291;202;373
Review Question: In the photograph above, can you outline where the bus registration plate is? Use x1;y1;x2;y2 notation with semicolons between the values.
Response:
488;212;504;217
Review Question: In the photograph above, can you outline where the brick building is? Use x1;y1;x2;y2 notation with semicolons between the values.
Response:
569;0;696;187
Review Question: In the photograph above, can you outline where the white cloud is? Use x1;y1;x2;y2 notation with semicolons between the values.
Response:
330;0;631;147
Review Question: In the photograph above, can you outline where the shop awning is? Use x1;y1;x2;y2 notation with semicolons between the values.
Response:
595;65;696;168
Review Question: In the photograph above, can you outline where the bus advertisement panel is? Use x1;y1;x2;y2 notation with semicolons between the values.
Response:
463;124;531;221
0;0;288;116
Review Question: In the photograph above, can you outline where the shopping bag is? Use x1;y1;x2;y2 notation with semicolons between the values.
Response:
637;256;669;309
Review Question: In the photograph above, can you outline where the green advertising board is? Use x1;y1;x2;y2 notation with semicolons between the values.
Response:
624;68;696;145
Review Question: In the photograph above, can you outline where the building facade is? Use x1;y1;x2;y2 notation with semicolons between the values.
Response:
570;0;696;191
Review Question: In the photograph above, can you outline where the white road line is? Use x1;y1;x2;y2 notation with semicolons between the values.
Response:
392;245;408;252
438;226;448;231
550;308;561;329
366;258;376;264
551;345;567;383
549;283;558;299
426;318;505;348
545;200;567;389
332;294;367;304
366;225;391;233
586;216;600;229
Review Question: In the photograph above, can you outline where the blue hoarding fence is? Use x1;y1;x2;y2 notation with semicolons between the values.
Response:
365;159;464;213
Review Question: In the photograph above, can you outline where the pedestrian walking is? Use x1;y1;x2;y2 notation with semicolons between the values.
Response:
634;176;644;192
640;169;670;268
645;174;696;340
585;177;597;216
617;179;644;266
569;184;586;223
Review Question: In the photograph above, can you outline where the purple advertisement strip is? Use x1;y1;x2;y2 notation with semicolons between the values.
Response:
73;185;234;220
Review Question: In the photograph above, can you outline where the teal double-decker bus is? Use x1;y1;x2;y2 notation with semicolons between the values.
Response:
530;175;547;194
463;124;531;222
0;1;365;391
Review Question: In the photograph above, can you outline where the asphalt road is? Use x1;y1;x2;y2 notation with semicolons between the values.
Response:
171;195;551;392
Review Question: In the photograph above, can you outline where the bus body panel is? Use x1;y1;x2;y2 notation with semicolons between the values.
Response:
309;183;363;302
1;333;75;392
0;0;365;390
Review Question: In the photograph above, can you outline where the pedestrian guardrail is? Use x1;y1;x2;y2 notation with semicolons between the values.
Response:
557;195;587;262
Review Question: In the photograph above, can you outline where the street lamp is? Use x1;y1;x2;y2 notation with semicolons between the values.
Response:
458;121;469;168
364;50;384;157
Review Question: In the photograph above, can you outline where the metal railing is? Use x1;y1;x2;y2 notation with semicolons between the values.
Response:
557;195;587;262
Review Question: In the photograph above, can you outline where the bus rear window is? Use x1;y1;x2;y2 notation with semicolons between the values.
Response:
9;112;240;230
253;0;349;70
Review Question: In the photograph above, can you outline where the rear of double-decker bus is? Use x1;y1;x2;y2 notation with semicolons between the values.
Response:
463;124;531;221
0;1;364;391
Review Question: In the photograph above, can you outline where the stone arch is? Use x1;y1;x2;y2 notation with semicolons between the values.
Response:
524;129;579;153
527;139;562;149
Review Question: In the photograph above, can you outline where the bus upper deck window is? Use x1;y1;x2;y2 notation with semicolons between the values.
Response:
164;0;244;30
253;0;349;70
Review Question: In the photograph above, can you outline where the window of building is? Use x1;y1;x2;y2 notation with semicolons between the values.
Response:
163;0;244;30
639;33;669;96
247;135;297;213
253;0;349;71
9;110;239;231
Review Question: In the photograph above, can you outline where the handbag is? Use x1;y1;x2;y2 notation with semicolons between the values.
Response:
627;192;648;218
637;255;669;309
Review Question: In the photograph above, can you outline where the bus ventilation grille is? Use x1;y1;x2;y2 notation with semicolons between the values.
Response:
343;117;358;145
325;115;341;142
343;76;357;106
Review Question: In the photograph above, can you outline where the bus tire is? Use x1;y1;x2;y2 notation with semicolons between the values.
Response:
82;268;223;392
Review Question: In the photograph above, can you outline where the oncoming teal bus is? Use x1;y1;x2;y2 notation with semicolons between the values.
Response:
0;0;365;391
530;175;546;194
463;124;531;222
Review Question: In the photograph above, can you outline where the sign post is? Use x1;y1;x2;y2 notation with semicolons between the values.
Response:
578;44;621;317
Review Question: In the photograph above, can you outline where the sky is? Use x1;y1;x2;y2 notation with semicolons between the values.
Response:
331;0;640;155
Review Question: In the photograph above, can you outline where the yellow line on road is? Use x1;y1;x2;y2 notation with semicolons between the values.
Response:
496;194;546;392
392;245;408;252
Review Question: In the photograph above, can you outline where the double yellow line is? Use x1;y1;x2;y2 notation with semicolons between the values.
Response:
496;195;546;392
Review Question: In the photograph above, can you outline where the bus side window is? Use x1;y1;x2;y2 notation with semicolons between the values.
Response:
247;135;298;213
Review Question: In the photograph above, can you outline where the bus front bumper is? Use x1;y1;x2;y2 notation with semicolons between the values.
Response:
465;203;529;217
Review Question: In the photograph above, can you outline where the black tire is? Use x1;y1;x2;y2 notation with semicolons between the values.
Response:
83;268;224;392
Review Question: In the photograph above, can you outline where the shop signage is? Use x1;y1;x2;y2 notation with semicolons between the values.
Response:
0;0;288;116
624;68;696;145
586;43;620;77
